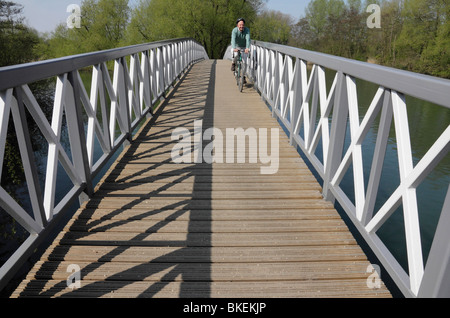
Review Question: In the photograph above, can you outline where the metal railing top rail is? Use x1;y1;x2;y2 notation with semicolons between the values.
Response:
248;40;450;298
0;38;208;292
0;38;202;92
251;40;450;110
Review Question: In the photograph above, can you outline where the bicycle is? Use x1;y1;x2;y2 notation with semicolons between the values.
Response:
234;49;247;92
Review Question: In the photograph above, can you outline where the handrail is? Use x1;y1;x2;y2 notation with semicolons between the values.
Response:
247;40;450;298
0;38;208;291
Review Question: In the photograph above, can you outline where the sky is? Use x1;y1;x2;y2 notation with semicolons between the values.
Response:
14;0;309;34
15;0;83;33
265;0;309;21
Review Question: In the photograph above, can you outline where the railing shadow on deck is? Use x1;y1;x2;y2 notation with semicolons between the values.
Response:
245;40;450;298
2;37;449;298
17;60;218;297
0;38;209;296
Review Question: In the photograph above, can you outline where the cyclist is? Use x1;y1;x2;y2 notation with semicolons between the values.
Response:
230;18;250;73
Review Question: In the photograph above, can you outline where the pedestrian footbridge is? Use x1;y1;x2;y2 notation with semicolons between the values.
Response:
0;39;449;298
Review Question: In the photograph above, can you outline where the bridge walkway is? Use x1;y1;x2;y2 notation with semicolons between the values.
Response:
11;59;391;297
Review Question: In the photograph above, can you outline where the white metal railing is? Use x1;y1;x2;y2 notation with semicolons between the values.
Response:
0;38;208;291
247;40;450;298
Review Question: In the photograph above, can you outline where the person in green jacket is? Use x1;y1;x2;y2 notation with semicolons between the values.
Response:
230;18;250;72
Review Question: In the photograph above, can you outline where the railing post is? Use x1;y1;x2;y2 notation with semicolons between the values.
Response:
11;87;47;226
120;57;132;143
66;71;94;201
156;47;165;99
361;89;392;225
0;90;10;183
322;71;348;202
271;52;281;118
290;58;302;146
140;50;153;117
418;184;450;297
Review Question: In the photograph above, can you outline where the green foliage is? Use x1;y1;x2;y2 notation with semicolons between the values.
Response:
2;0;449;76
126;0;262;59
125;0;187;44
394;0;449;77
41;0;130;58
0;1;41;66
291;0;366;59
0;1;41;192
290;0;450;78
421;12;450;78
252;10;293;45
305;0;346;37
365;0;403;65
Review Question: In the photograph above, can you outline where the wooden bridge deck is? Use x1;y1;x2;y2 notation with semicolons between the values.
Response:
11;60;391;298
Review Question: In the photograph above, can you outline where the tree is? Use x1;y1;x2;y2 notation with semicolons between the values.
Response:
41;24;77;58
0;1;40;66
420;4;450;78
325;5;368;59
412;0;450;77
75;0;130;51
43;0;130;58
292;0;368;60
394;0;449;75
252;10;293;45
126;0;184;44
290;17;316;50
0;1;51;248
304;0;346;38
0;0;42;192
126;0;263;59
364;0;403;65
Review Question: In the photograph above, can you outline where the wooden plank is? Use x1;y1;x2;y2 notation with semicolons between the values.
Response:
95;182;323;193
27;260;377;282
84;198;335;210
67;219;350;233
104;175;320;184
89;190;325;200
40;245;367;263
14;280;391;298
76;208;340;221
56;231;358;247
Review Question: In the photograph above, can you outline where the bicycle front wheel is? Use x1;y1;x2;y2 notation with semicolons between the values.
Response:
236;63;240;86
239;70;244;92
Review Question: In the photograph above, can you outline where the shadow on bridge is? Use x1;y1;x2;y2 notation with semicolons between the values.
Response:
20;61;218;297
